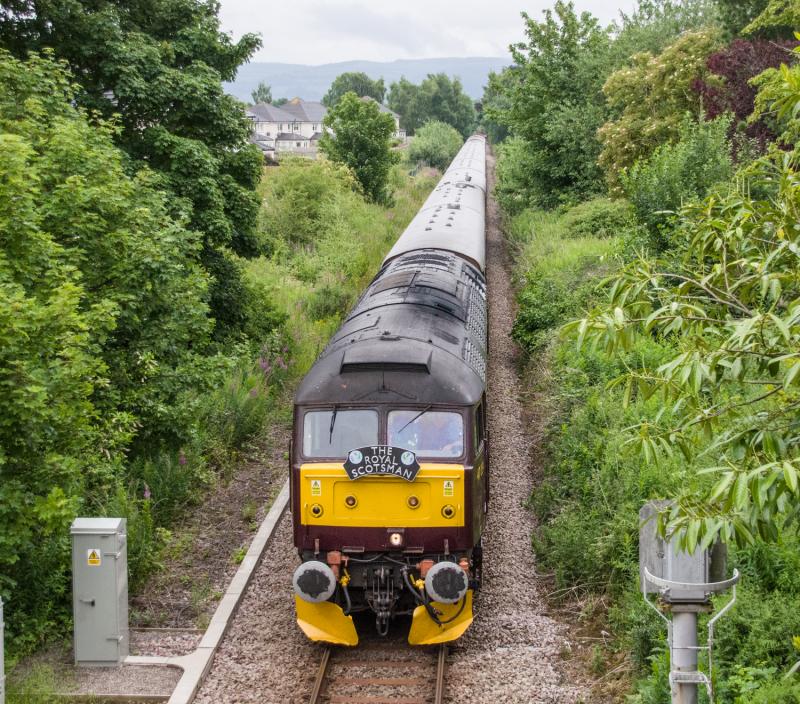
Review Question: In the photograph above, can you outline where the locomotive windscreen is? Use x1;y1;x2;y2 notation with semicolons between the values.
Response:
302;409;378;458
387;410;464;458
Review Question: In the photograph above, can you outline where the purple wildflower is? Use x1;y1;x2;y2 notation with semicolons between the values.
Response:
143;483;151;500
178;453;187;466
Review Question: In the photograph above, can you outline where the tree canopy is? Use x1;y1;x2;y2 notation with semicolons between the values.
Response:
388;73;476;138
0;0;264;340
251;80;273;104
486;1;611;205
319;92;399;204
322;71;386;108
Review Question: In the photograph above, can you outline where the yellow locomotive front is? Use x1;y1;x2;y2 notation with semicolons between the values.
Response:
292;403;484;646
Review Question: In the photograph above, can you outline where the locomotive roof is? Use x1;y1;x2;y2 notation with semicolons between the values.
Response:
295;249;487;407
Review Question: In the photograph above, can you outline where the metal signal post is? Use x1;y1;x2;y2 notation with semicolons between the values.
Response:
639;502;739;704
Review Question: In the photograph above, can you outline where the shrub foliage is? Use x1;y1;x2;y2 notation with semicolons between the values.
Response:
406;121;464;171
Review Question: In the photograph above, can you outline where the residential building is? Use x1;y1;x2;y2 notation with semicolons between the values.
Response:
246;96;405;158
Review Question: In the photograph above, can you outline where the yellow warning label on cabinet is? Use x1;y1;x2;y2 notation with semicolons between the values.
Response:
443;480;454;497
311;479;322;496
87;549;101;567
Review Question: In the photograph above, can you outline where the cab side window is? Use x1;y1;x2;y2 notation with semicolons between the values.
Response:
474;401;486;452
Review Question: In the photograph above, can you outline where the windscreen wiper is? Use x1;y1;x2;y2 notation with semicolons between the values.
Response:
397;405;432;435
328;406;338;444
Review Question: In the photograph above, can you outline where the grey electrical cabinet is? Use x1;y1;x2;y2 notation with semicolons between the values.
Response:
639;501;710;602
71;518;129;666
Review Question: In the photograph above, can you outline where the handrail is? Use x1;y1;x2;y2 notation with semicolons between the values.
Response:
643;567;740;594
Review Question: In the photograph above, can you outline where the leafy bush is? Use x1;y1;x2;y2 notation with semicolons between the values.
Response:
559;197;634;238
494;136;542;215
407;121;464;171
260;156;359;249
507;207;618;353
598;28;723;183
692;38;798;152
621;114;733;248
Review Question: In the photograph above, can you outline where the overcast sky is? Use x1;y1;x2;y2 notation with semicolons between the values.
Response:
219;1;640;65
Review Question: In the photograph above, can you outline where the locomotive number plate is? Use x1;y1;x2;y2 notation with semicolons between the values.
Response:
344;445;420;481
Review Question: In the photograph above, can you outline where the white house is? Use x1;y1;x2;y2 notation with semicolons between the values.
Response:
247;96;405;158
247;99;325;157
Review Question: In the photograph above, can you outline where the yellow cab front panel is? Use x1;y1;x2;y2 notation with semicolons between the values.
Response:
299;462;464;527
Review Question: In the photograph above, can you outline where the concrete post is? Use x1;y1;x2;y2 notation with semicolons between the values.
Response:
672;609;699;704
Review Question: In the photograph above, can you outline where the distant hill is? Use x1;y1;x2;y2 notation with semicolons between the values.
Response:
226;57;509;103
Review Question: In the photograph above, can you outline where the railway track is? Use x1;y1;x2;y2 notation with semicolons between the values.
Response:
308;643;448;704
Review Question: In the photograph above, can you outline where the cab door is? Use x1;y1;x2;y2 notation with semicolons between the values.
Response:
472;397;488;541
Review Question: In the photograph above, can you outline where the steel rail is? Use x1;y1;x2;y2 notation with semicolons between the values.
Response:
434;645;447;704
308;647;332;704
307;643;447;704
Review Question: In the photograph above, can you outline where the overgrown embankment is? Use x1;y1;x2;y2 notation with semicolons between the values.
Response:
504;190;800;703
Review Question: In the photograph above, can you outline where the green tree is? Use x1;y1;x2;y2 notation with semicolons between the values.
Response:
251;80;273;104
611;0;720;58
0;50;219;650
322;71;385;107
621;114;733;246
0;0;264;340
743;0;800;37
752;41;800;145
479;69;514;143
488;1;612;206
406;121;464;171
714;0;770;35
388;73;476;137
598;28;722;185
319;92;399;203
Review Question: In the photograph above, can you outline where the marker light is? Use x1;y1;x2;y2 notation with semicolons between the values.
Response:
310;504;323;518
389;532;404;547
344;495;357;508
407;495;420;509
442;505;455;519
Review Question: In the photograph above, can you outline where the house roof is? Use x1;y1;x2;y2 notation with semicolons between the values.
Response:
249;135;275;152
276;132;308;141
247;103;296;122
281;98;327;122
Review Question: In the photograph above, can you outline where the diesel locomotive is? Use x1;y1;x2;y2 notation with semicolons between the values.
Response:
291;135;488;646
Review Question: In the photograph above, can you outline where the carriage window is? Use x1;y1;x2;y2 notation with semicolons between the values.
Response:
388;411;464;458
303;410;378;458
